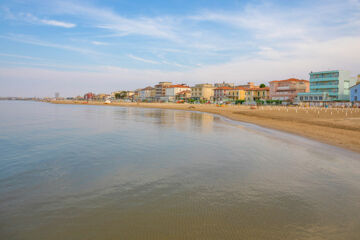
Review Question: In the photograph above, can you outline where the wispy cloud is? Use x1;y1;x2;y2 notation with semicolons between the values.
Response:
91;41;108;46
3;9;76;28
56;2;177;40
127;54;159;64
0;34;97;55
39;19;75;28
0;53;43;60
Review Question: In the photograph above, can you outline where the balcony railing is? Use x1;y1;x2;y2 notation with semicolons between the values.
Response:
310;85;338;89
310;77;339;82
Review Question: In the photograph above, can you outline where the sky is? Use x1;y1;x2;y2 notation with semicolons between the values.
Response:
0;0;360;97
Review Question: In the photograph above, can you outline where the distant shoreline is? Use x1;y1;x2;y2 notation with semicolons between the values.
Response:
48;100;360;154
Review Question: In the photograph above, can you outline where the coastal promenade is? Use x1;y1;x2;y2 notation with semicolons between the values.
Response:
50;100;360;153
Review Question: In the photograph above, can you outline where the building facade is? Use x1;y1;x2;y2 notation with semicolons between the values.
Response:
139;86;155;101
350;75;360;103
350;83;360;102
269;78;309;102
298;70;356;102
176;90;191;101
155;82;172;100
213;86;233;102
245;87;270;102
227;87;246;101
191;84;214;101
164;85;190;102
84;92;95;100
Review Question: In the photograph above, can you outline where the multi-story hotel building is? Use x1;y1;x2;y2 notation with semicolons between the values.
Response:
298;70;356;102
139;86;155;101
213;86;233;102
154;82;172;100
213;87;247;102
191;84;214;101
227;87;247;101
245;87;270;102
165;84;190;102
269;78;309;102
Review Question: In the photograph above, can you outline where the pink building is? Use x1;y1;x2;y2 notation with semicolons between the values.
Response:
269;78;309;102
213;86;233;102
84;92;95;100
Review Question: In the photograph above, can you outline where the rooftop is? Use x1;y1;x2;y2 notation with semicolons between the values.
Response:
247;87;270;91
166;84;190;88
177;90;191;95
142;86;154;90
269;78;309;83
214;86;234;90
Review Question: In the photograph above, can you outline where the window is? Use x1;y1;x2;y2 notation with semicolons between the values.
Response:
314;96;318;100
319;96;323;100
310;96;313;100
305;96;308;100
300;96;303;100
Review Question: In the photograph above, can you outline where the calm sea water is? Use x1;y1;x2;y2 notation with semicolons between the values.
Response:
1;101;360;240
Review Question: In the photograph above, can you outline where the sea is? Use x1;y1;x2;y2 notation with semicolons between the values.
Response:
1;100;360;239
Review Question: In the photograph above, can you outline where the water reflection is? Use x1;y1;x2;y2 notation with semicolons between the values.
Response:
0;101;360;240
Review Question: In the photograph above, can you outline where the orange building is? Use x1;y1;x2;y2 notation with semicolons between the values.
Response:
269;78;309;102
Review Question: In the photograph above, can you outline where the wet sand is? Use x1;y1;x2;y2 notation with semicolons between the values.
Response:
49;100;360;153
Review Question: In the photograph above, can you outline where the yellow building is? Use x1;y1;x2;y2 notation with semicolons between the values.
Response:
191;84;214;100
245;87;270;102
227;87;246;101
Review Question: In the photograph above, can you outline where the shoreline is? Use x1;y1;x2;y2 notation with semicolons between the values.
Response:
48;100;360;154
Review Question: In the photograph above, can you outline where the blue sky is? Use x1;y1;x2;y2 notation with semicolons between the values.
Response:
1;0;360;97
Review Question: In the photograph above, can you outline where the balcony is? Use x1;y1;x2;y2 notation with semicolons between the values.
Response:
276;86;291;90
276;88;296;92
310;85;338;90
310;77;339;82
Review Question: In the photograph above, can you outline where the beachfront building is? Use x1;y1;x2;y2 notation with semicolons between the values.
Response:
190;84;214;101
350;83;360;103
213;86;233;102
165;84;190;102
269;78;309;102
175;90;191;101
84;92;95;100
132;88;142;101
155;82;172;100
227;87;247;101
297;70;356;103
350;75;360;103
139;86;155;101
245;87;270;102
95;93;110;101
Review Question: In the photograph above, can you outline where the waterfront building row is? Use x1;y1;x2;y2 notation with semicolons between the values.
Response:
80;69;360;105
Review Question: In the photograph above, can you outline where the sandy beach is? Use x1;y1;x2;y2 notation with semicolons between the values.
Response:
49;100;360;153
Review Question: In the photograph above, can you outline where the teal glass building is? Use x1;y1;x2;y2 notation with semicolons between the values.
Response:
298;70;356;102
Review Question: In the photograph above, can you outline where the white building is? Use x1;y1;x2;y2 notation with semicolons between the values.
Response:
139;86;155;101
164;84;190;102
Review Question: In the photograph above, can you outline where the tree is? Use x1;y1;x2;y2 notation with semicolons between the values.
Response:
235;99;245;105
259;83;266;88
115;91;128;99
